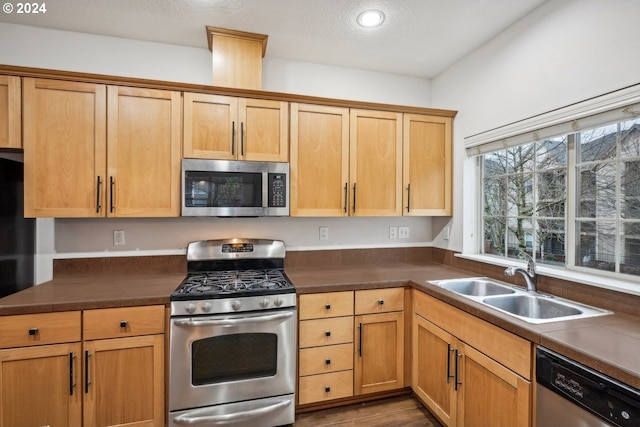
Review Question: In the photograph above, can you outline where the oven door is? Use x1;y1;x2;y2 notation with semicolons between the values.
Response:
169;308;296;412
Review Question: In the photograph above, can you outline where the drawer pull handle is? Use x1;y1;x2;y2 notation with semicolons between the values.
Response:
120;321;128;328
378;299;384;305
325;358;331;365
325;303;331;310
28;328;39;336
325;386;331;393
325;330;331;337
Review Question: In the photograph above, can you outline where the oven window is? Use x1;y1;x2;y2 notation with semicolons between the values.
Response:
184;171;262;208
191;333;277;385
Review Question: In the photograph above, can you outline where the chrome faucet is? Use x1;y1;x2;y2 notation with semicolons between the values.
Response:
504;252;537;292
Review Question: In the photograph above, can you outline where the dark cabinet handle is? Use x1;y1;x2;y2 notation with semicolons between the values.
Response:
69;352;76;396
28;328;38;336
358;322;363;357
120;320;128;328
406;183;411;212
231;121;236;155
352;183;357;213
325;330;331;337
454;349;462;391
325;358;331;365
446;344;455;383
240;122;245;156
325;303;331;310
343;183;348;213
85;351;91;393
378;299;384;305
325;386;331;393
109;176;115;213
96;176;102;213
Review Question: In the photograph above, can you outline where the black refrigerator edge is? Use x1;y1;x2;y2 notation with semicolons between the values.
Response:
0;155;35;298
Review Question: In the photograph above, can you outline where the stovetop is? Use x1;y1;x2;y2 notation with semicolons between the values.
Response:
171;268;295;301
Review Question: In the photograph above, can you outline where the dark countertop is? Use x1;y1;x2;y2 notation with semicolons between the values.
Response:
1;262;639;390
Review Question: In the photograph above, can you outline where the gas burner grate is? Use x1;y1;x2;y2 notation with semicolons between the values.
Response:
173;269;293;298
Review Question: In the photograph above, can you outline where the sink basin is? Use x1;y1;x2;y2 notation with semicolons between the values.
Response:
428;277;611;324
482;294;610;324
430;278;516;297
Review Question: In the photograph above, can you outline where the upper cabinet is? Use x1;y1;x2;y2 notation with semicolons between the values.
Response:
403;114;453;216
23;78;181;218
0;75;21;149
183;93;288;162
290;104;402;217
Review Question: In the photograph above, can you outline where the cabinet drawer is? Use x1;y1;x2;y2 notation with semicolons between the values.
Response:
83;305;165;340
298;370;353;405
299;291;354;320
355;288;404;315
299;317;353;348
0;311;81;348
299;343;353;376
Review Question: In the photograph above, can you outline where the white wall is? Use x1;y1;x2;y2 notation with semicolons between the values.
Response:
431;0;640;253
0;23;435;279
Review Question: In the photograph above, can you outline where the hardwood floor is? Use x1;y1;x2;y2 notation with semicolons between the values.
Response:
293;396;444;427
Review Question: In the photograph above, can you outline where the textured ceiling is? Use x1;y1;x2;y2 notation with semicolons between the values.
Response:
0;0;546;78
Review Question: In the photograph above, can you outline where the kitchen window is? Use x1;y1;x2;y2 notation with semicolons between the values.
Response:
480;118;640;279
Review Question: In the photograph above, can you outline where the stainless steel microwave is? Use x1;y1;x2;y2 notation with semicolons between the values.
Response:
181;159;289;217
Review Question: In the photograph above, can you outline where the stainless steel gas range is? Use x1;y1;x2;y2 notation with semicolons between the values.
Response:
168;239;296;427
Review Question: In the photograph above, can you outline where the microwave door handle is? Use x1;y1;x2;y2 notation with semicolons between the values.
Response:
172;398;291;425
263;172;269;208
173;311;294;327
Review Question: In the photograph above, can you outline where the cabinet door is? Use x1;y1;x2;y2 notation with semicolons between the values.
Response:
457;342;531;427
83;335;164;427
403;114;452;216
290;103;350;216
0;343;82;427
239;98;288;162
0;75;21;149
412;314;456;427
354;311;404;395
183;93;238;160
23;78;107;217
350;109;402;216
107;86;181;217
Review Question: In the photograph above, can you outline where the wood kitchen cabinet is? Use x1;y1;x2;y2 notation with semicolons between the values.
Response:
403;114;452;216
298;291;354;405
412;290;532;427
290;104;402;216
183;92;288;161
354;288;404;395
0;75;21;149
23;79;181;218
0;311;82;427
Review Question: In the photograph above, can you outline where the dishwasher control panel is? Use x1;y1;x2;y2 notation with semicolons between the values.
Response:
537;347;640;427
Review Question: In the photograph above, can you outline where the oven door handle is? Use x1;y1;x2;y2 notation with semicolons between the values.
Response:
172;398;292;425
173;311;294;327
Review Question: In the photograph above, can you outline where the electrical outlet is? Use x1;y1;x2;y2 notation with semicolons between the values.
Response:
319;226;329;241
113;230;125;246
398;226;410;239
389;226;398;239
443;225;450;240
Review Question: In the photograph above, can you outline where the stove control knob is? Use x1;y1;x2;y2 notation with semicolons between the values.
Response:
274;297;283;307
201;302;212;313
231;301;242;311
260;298;270;308
185;303;196;314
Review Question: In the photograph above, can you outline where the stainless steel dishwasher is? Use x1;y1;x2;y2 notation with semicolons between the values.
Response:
536;346;640;427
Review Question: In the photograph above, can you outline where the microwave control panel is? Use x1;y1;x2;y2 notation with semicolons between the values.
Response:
268;173;287;207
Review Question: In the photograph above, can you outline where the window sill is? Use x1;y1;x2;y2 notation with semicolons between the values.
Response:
456;253;640;297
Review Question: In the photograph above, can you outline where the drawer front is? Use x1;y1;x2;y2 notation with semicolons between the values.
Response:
83;305;165;340
298;370;353;405
355;288;404;315
0;311;81;348
299;317;353;348
299;291;354;320
299;343;353;376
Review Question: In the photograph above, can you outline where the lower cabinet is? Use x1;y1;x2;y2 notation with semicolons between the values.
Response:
0;306;165;427
412;290;532;427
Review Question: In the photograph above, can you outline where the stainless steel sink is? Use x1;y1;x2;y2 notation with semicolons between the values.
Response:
428;277;611;324
430;278;516;297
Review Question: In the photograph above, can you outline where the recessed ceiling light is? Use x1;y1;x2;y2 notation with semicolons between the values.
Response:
357;10;385;28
